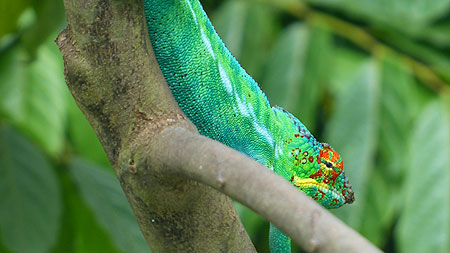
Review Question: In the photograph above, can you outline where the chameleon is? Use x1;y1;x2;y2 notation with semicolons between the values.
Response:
143;0;355;252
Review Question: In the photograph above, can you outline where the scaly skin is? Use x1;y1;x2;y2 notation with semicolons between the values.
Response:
143;0;355;252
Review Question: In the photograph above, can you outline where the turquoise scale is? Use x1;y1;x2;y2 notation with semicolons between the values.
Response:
144;0;279;166
143;1;353;252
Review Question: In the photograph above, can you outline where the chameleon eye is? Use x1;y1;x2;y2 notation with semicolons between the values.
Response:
326;162;333;168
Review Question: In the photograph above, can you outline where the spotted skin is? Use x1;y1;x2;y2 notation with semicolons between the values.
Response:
143;0;354;252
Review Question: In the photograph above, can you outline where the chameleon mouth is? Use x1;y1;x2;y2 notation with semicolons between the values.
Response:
290;177;349;206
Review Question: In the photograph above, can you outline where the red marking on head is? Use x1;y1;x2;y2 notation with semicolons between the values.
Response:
295;134;300;137
308;156;314;163
316;155;321;164
330;162;343;182
290;176;294;183
310;170;323;179
317;189;326;198
248;94;251;97
303;151;308;157
330;173;342;187
323;178;330;184
332;198;338;203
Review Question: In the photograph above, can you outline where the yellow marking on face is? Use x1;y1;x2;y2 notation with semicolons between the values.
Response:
292;177;330;190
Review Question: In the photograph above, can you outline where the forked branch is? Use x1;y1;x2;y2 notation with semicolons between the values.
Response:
56;0;381;252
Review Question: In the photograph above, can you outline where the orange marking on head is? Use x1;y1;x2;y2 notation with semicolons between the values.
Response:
330;150;340;163
320;149;330;160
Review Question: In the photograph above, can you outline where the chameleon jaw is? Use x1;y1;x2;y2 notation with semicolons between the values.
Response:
290;177;347;208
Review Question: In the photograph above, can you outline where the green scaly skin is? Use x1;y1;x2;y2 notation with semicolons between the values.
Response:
143;0;355;252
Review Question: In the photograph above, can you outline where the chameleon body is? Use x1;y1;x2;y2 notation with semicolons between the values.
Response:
143;0;354;252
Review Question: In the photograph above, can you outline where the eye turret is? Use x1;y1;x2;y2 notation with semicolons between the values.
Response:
318;145;344;184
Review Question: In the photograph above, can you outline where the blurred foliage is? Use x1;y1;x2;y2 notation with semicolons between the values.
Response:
0;0;449;252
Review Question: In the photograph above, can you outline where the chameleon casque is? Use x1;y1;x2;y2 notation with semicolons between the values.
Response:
143;0;355;252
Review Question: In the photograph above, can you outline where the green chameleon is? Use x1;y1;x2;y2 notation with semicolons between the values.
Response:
143;0;355;252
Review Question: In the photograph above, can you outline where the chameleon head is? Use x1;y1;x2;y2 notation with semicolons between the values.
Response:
272;106;354;208
289;143;354;209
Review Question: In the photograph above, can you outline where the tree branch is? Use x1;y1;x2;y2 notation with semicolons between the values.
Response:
56;0;381;252
57;0;254;251
137;127;381;252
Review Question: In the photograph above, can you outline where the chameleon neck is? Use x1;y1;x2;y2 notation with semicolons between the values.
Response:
144;0;280;166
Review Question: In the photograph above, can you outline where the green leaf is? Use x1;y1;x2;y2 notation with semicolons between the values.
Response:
262;22;333;131
359;169;397;246
22;0;66;57
52;168;119;253
378;55;418;180
21;39;69;157
297;24;333;130
416;20;450;47
212;1;248;58
0;239;11;253
263;23;309;115
234;202;269;253
325;56;379;229
0;40;69;157
307;0;450;35
69;158;149;253
0;125;61;253
379;31;450;84
0;0;30;39
0;47;27;122
372;57;431;246
70;190;121;253
212;0;279;79
327;48;367;92
396;99;450;253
